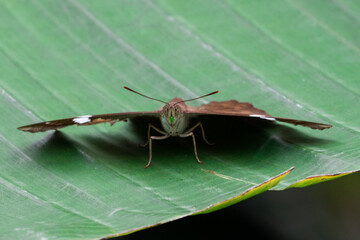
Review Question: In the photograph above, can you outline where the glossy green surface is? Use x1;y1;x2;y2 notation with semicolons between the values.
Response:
0;0;359;239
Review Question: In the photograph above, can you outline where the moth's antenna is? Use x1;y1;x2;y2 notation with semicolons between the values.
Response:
123;86;168;104
176;90;219;104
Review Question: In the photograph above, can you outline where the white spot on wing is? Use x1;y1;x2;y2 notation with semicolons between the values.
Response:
263;117;276;121
73;115;92;124
249;114;275;121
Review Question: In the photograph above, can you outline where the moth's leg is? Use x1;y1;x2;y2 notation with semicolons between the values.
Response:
145;135;169;168
140;123;167;147
179;132;203;164
184;122;214;145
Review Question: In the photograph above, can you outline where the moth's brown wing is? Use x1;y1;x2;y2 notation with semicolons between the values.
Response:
17;111;161;133
186;100;332;130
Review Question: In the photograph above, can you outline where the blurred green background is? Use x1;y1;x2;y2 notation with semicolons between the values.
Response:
121;172;360;240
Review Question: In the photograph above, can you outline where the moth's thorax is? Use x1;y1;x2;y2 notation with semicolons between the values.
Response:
160;98;189;136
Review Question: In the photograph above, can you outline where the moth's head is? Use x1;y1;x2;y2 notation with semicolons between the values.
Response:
161;101;184;127
159;99;188;135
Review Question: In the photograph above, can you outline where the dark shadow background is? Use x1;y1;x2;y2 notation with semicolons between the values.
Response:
59;115;332;169
126;115;333;156
116;171;360;240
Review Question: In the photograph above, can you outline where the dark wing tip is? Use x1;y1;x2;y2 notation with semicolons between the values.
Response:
17;118;74;133
275;118;333;130
17;126;25;131
298;122;333;130
17;123;58;133
17;125;47;133
314;123;333;130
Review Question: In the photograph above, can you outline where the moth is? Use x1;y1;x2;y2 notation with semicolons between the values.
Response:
18;86;332;168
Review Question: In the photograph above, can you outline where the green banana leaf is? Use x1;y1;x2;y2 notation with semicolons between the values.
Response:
1;0;359;239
